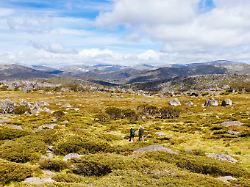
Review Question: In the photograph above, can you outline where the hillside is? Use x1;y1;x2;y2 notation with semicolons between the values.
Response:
0;64;53;80
0;89;249;186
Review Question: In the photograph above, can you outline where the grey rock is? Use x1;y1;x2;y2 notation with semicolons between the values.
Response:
23;177;55;184
220;121;242;127
228;130;240;135
206;153;237;163
217;176;236;184
36;124;57;131
168;98;181;106
221;99;233;106
8;124;23;130
62;103;72;108
186;101;194;107
48;145;54;151
0;100;15;114
63;153;82;161
155;132;166;136
134;145;177;154
204;98;218;106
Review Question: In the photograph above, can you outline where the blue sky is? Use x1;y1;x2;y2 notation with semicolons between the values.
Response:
0;0;249;66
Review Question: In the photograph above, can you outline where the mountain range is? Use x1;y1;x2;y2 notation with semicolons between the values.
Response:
0;61;249;85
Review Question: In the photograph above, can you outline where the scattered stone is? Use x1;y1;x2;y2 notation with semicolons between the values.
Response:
217;176;236;184
63;153;82;161
204;98;218;106
206;153;237;163
48;145;54;151
220;121;242;127
62;103;72;108
0;100;15;114
227;130;240;135
168;98;181;106
134;145;177;154
23;177;55;185
43;107;54;114
190;93;199;97
221;99;233;106
36;124;57;131
42;170;56;178
8;124;23;130
186;101;194;107
155;132;166;136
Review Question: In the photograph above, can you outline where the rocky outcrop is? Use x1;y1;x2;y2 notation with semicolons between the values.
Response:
23;177;55;185
36;124;57;132
0;100;15;114
204;98;218;106
186;101;194;107
221;99;232;106
168;98;181;106
206;153;237;163
63;153;83;161
220;121;242;127
217;176;236;184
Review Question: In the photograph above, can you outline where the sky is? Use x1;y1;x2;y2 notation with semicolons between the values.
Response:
0;0;249;66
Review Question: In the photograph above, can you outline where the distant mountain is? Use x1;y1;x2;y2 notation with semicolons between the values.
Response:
31;65;63;75
206;60;250;74
127;63;227;84
0;61;249;83
0;64;53;80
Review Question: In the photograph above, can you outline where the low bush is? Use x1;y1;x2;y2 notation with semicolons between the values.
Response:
53;111;65;120
105;107;123;120
39;159;68;171
72;160;112;176
144;152;250;178
0;135;47;163
13;105;31;115
94;113;110;122
54;135;113;155
123;109;138;122
0;127;29;140
52;173;84;183
137;104;159;116
159;106;181;119
0;159;33;185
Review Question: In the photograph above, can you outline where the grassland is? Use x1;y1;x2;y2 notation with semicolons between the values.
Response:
0;90;249;186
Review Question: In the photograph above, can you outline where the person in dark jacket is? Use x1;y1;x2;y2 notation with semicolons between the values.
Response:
129;128;135;142
138;126;144;141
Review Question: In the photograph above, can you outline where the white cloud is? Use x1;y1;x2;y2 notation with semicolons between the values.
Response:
0;8;14;17
96;0;250;63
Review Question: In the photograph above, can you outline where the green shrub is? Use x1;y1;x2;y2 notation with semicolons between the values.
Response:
159;106;181;119
0;127;29;140
54;135;112;155
105;107;123;120
52;173;84;183
137;104;159;116
54;136;86;155
53;111;65;120
0;135;47;163
144;152;250;177
123;109;138;121
39;159;68;171
71;160;112;176
94;113;110;122
0;159;33;185
13;105;31;115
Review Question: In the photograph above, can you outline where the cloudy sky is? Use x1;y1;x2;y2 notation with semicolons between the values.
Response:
0;0;249;66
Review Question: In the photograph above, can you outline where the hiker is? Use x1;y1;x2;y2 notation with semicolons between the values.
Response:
129;128;135;142
138;126;144;141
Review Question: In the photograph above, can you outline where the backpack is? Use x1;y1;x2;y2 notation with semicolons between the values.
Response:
130;128;135;136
